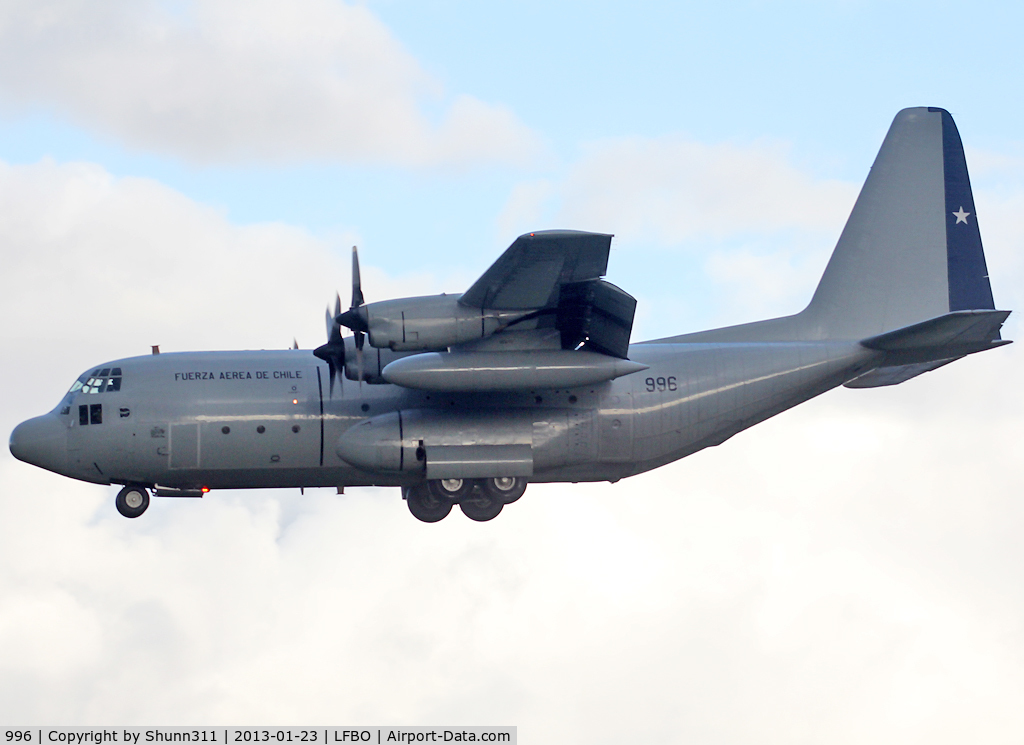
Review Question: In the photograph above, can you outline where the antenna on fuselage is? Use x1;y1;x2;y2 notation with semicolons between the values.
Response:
151;345;160;355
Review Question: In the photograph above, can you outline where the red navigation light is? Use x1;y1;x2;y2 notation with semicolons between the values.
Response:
201;487;210;494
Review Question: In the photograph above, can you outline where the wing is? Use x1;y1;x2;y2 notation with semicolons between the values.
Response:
460;230;613;310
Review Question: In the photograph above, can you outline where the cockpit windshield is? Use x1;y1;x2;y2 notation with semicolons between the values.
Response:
68;367;123;395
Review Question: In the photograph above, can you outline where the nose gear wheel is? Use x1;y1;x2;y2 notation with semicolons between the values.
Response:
115;485;150;518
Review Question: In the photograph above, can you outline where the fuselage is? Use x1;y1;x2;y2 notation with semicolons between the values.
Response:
10;341;880;491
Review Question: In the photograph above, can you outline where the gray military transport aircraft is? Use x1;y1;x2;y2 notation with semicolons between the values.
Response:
9;107;1012;522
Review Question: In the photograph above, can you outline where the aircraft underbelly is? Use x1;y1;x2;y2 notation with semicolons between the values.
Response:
627;342;876;469
335;402;625;479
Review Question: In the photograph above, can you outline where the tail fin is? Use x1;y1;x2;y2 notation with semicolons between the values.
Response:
660;107;1007;346
805;106;996;339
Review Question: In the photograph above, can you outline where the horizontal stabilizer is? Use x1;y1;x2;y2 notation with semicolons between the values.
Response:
844;359;956;388
860;309;1010;356
845;309;1011;387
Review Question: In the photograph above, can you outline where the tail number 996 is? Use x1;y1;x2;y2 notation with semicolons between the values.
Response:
645;376;677;392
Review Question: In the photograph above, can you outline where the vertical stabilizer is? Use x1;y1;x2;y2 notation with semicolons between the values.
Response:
651;107;1006;348
805;107;996;339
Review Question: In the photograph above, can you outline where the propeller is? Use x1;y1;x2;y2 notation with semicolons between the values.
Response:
337;247;368;336
313;247;369;396
313;292;346;396
336;246;369;384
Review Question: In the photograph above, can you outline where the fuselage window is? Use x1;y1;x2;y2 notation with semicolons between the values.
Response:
79;404;103;425
69;367;123;395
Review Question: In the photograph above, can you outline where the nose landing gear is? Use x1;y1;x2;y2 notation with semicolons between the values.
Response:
404;477;528;523
115;484;151;518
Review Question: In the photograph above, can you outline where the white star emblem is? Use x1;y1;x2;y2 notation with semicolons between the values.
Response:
953;206;970;224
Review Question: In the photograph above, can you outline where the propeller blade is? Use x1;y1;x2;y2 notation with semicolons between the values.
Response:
356;338;364;390
314;301;346;398
351;246;364;308
317;253;367;399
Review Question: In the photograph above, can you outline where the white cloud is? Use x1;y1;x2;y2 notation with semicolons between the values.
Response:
1;154;1023;741
499;135;858;244
0;156;456;430
964;145;1024;179
497;135;861;330
0;0;541;167
499;135;1024;335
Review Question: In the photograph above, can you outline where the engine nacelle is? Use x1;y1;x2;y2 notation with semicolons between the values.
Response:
363;294;524;351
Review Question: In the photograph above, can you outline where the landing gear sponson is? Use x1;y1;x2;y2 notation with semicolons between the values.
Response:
404;477;528;523
110;478;526;521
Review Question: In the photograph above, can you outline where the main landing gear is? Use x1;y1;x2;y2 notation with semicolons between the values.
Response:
115;484;150;518
404;477;528;523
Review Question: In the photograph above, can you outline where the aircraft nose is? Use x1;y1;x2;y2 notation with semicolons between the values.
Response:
9;414;68;474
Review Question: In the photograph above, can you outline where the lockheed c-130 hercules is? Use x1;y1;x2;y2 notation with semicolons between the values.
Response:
9;107;1012;522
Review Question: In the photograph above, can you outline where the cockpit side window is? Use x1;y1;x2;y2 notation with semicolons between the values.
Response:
69;367;123;394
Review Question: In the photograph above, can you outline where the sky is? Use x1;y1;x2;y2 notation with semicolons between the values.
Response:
1;0;1022;740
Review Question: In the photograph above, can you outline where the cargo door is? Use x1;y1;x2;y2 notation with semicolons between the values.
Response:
169;423;200;469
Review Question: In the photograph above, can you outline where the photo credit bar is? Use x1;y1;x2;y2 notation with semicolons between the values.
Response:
2;729;516;745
